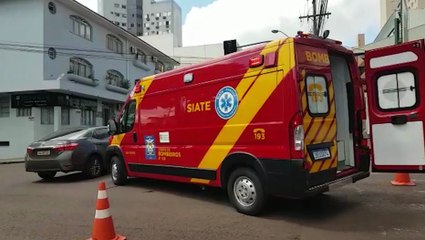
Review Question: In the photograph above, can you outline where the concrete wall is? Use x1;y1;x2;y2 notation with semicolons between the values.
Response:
0;95;35;160
0;0;46;92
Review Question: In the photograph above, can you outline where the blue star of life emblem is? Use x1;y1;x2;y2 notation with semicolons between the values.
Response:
215;86;238;120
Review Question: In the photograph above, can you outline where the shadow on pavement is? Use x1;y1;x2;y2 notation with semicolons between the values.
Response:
32;172;108;183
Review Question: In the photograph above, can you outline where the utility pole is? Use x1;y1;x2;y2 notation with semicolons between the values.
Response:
299;0;331;36
395;0;408;44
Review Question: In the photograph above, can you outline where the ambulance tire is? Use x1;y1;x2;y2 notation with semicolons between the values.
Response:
227;168;266;216
110;155;128;185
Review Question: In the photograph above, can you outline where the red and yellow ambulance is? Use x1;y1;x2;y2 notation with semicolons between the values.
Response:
106;33;425;215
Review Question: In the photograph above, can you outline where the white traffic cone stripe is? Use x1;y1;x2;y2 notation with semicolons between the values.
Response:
95;209;112;219
97;190;108;199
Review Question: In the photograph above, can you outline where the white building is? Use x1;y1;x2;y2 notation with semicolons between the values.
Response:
380;0;425;26
98;0;182;47
141;34;224;67
367;0;425;50
97;0;144;36
0;0;178;162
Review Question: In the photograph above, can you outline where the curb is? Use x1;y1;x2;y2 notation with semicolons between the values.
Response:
0;161;25;165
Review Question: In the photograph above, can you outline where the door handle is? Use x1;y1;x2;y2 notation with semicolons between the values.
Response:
132;132;138;143
391;115;407;125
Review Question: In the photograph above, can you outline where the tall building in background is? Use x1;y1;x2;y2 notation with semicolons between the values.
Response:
380;0;425;26
98;0;182;47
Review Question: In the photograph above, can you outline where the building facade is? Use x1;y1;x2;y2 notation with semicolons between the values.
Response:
380;0;425;26
98;0;182;47
140;34;224;67
0;0;178;161
368;0;425;50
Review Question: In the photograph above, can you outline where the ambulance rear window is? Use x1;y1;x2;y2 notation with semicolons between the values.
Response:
306;75;329;116
377;71;417;110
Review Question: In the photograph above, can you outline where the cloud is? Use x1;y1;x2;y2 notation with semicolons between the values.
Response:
182;0;380;47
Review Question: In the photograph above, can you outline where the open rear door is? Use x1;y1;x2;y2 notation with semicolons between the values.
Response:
365;40;425;172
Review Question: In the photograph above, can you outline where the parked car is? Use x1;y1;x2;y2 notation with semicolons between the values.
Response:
25;126;110;180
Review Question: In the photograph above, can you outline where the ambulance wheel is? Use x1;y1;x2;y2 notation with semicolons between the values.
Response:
227;168;266;216
111;156;128;185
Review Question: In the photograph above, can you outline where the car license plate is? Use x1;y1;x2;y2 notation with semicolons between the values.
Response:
37;150;51;156
312;148;331;161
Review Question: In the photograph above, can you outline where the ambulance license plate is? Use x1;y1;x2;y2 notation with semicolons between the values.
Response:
312;148;331;161
37;150;51;156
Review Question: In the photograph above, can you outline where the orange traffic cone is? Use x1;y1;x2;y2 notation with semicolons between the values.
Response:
88;181;126;240
391;173;416;186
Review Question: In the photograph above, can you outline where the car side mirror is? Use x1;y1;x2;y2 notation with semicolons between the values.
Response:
107;119;118;135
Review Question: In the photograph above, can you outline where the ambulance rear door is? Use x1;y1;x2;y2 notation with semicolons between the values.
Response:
365;39;425;172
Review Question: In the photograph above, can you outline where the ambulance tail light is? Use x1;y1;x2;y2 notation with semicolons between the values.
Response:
289;112;304;159
294;125;304;151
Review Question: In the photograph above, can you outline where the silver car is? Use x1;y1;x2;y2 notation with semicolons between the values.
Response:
25;127;109;180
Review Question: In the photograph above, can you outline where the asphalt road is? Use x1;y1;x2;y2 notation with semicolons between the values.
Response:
1;163;425;240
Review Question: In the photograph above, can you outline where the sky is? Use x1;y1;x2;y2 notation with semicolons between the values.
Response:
76;0;381;48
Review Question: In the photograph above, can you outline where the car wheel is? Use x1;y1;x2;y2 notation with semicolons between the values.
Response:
111;155;128;185
37;171;57;180
227;168;266;216
84;155;103;179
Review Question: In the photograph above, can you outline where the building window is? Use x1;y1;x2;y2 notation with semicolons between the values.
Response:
70;15;92;40
106;69;124;86
122;14;127;18
0;97;10;118
48;2;56;14
47;47;57;59
61;108;70;125
41;107;54;125
81;108;96;126
106;34;123;54
130;23;134;27
114;3;119;7
122;23;126;27
155;60;165;72
17;108;31;117
136;50;147;64
122;4;126;9
115;12;120;17
69;57;93;79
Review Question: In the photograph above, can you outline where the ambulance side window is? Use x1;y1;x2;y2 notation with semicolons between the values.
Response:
306;75;329;116
119;100;136;133
376;71;417;110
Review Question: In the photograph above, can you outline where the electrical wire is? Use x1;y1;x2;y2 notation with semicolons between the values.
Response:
0;40;218;62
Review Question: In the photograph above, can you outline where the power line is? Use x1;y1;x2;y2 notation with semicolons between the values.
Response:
0;40;220;62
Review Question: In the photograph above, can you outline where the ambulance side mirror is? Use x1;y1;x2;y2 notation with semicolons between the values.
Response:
107;119;118;135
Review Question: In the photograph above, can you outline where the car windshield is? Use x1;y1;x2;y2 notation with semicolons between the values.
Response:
39;128;88;141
